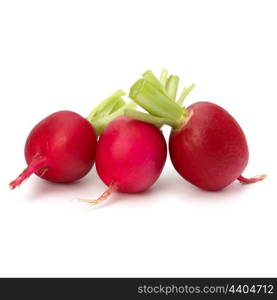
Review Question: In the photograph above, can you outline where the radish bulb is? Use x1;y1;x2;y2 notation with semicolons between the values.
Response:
79;116;167;204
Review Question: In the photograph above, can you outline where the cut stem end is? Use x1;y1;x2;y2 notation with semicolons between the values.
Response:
129;69;194;130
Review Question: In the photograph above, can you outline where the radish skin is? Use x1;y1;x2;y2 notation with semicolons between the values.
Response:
96;116;167;193
10;111;97;189
169;102;251;190
79;116;167;204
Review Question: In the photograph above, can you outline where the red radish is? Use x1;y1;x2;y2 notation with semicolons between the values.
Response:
9;111;97;189
169;102;265;190
80;116;167;204
127;70;265;191
10;90;133;189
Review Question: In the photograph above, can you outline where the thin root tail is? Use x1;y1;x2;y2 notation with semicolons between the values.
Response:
9;157;47;190
238;174;267;184
78;181;118;204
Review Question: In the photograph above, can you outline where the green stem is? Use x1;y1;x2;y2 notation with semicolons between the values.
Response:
177;84;195;106
165;75;179;100
129;78;185;128
160;69;168;87
87;90;126;121
142;70;166;93
129;69;195;129
124;109;180;128
86;90;136;135
91;102;136;135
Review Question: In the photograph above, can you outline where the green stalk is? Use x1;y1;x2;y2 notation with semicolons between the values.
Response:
129;79;185;128
86;90;136;135
142;70;167;93
160;69;168;87
165;75;179;100
129;69;195;129
177;84;195;106
124;109;179;128
87;90;126;120
91;102;136;135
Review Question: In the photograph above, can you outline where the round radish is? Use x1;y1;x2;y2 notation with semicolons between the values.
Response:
9;111;97;189
127;70;265;191
169;102;264;190
80;116;167;204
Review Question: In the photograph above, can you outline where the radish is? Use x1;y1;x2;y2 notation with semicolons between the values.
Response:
80;115;167;204
169;102;266;190
127;70;265;191
10;90;135;189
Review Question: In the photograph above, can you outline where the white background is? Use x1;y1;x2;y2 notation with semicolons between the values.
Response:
0;0;276;277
